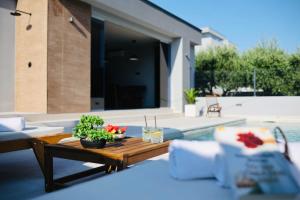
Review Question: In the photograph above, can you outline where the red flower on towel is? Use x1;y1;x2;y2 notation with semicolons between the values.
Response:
237;132;264;148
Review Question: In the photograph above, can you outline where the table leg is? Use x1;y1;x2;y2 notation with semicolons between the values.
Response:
105;165;113;174
44;149;54;192
105;161;125;174
105;165;120;173
116;161;126;172
31;140;46;176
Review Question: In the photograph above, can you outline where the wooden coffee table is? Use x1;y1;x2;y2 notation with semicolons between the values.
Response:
44;137;170;192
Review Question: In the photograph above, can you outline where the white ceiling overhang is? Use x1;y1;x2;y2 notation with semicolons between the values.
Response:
81;0;202;45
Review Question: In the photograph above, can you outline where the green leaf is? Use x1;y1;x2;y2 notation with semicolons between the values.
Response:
184;88;199;104
73;115;105;139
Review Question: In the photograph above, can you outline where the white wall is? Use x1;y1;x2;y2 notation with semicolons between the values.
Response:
0;0;15;112
196;96;300;117
194;31;233;55
195;37;224;54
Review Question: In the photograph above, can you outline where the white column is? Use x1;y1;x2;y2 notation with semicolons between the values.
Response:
170;38;191;113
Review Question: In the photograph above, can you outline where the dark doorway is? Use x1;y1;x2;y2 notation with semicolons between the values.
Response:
159;42;171;107
91;19;105;110
91;20;170;110
104;22;159;110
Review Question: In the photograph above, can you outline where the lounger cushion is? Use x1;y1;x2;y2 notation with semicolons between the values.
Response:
0;117;25;132
32;154;232;200
0;125;64;141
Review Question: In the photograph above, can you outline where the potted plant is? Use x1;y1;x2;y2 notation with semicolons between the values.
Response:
184;88;199;117
73;115;114;148
105;124;127;140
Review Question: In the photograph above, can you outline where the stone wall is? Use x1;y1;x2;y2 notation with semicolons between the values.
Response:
15;0;48;112
47;0;91;113
15;0;91;113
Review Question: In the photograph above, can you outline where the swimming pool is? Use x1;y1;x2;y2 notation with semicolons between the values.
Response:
183;121;300;142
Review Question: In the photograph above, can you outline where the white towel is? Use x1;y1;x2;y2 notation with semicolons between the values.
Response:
169;140;221;180
289;142;300;169
0;117;25;132
213;153;230;188
289;142;300;188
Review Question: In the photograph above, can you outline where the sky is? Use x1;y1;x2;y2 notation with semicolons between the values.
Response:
149;0;300;53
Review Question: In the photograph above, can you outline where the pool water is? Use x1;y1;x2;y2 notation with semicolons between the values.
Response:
183;121;300;142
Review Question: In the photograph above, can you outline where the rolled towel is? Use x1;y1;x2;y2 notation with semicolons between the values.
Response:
0;117;25;132
289;142;300;169
213;153;230;188
169;140;221;180
289;142;300;188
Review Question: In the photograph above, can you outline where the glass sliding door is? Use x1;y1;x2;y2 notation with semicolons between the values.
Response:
91;18;105;110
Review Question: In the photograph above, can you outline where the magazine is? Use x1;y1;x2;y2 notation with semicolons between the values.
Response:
215;127;300;199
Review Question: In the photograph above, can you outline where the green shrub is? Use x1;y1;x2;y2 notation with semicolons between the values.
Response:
195;39;300;96
86;129;114;142
73;115;114;142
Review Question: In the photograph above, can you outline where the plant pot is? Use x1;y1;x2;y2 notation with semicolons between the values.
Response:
184;104;199;117
80;138;106;149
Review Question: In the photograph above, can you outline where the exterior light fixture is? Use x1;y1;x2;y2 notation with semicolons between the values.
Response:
129;40;139;61
69;16;74;23
185;54;191;61
10;9;32;30
10;9;32;16
129;54;139;61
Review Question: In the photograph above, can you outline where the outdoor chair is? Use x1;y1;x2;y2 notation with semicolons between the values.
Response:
205;95;222;117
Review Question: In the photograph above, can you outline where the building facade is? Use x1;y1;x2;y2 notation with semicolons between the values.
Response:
0;0;202;113
195;27;232;54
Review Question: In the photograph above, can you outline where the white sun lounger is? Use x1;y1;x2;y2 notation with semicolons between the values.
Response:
31;154;232;200
0;125;70;177
0;125;67;152
31;142;300;200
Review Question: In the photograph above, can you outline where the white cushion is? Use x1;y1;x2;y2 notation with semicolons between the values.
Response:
0;117;25;132
169;140;220;180
31;154;231;200
0;125;64;141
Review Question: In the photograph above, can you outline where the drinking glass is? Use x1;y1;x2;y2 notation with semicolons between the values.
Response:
150;128;164;144
142;127;152;142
